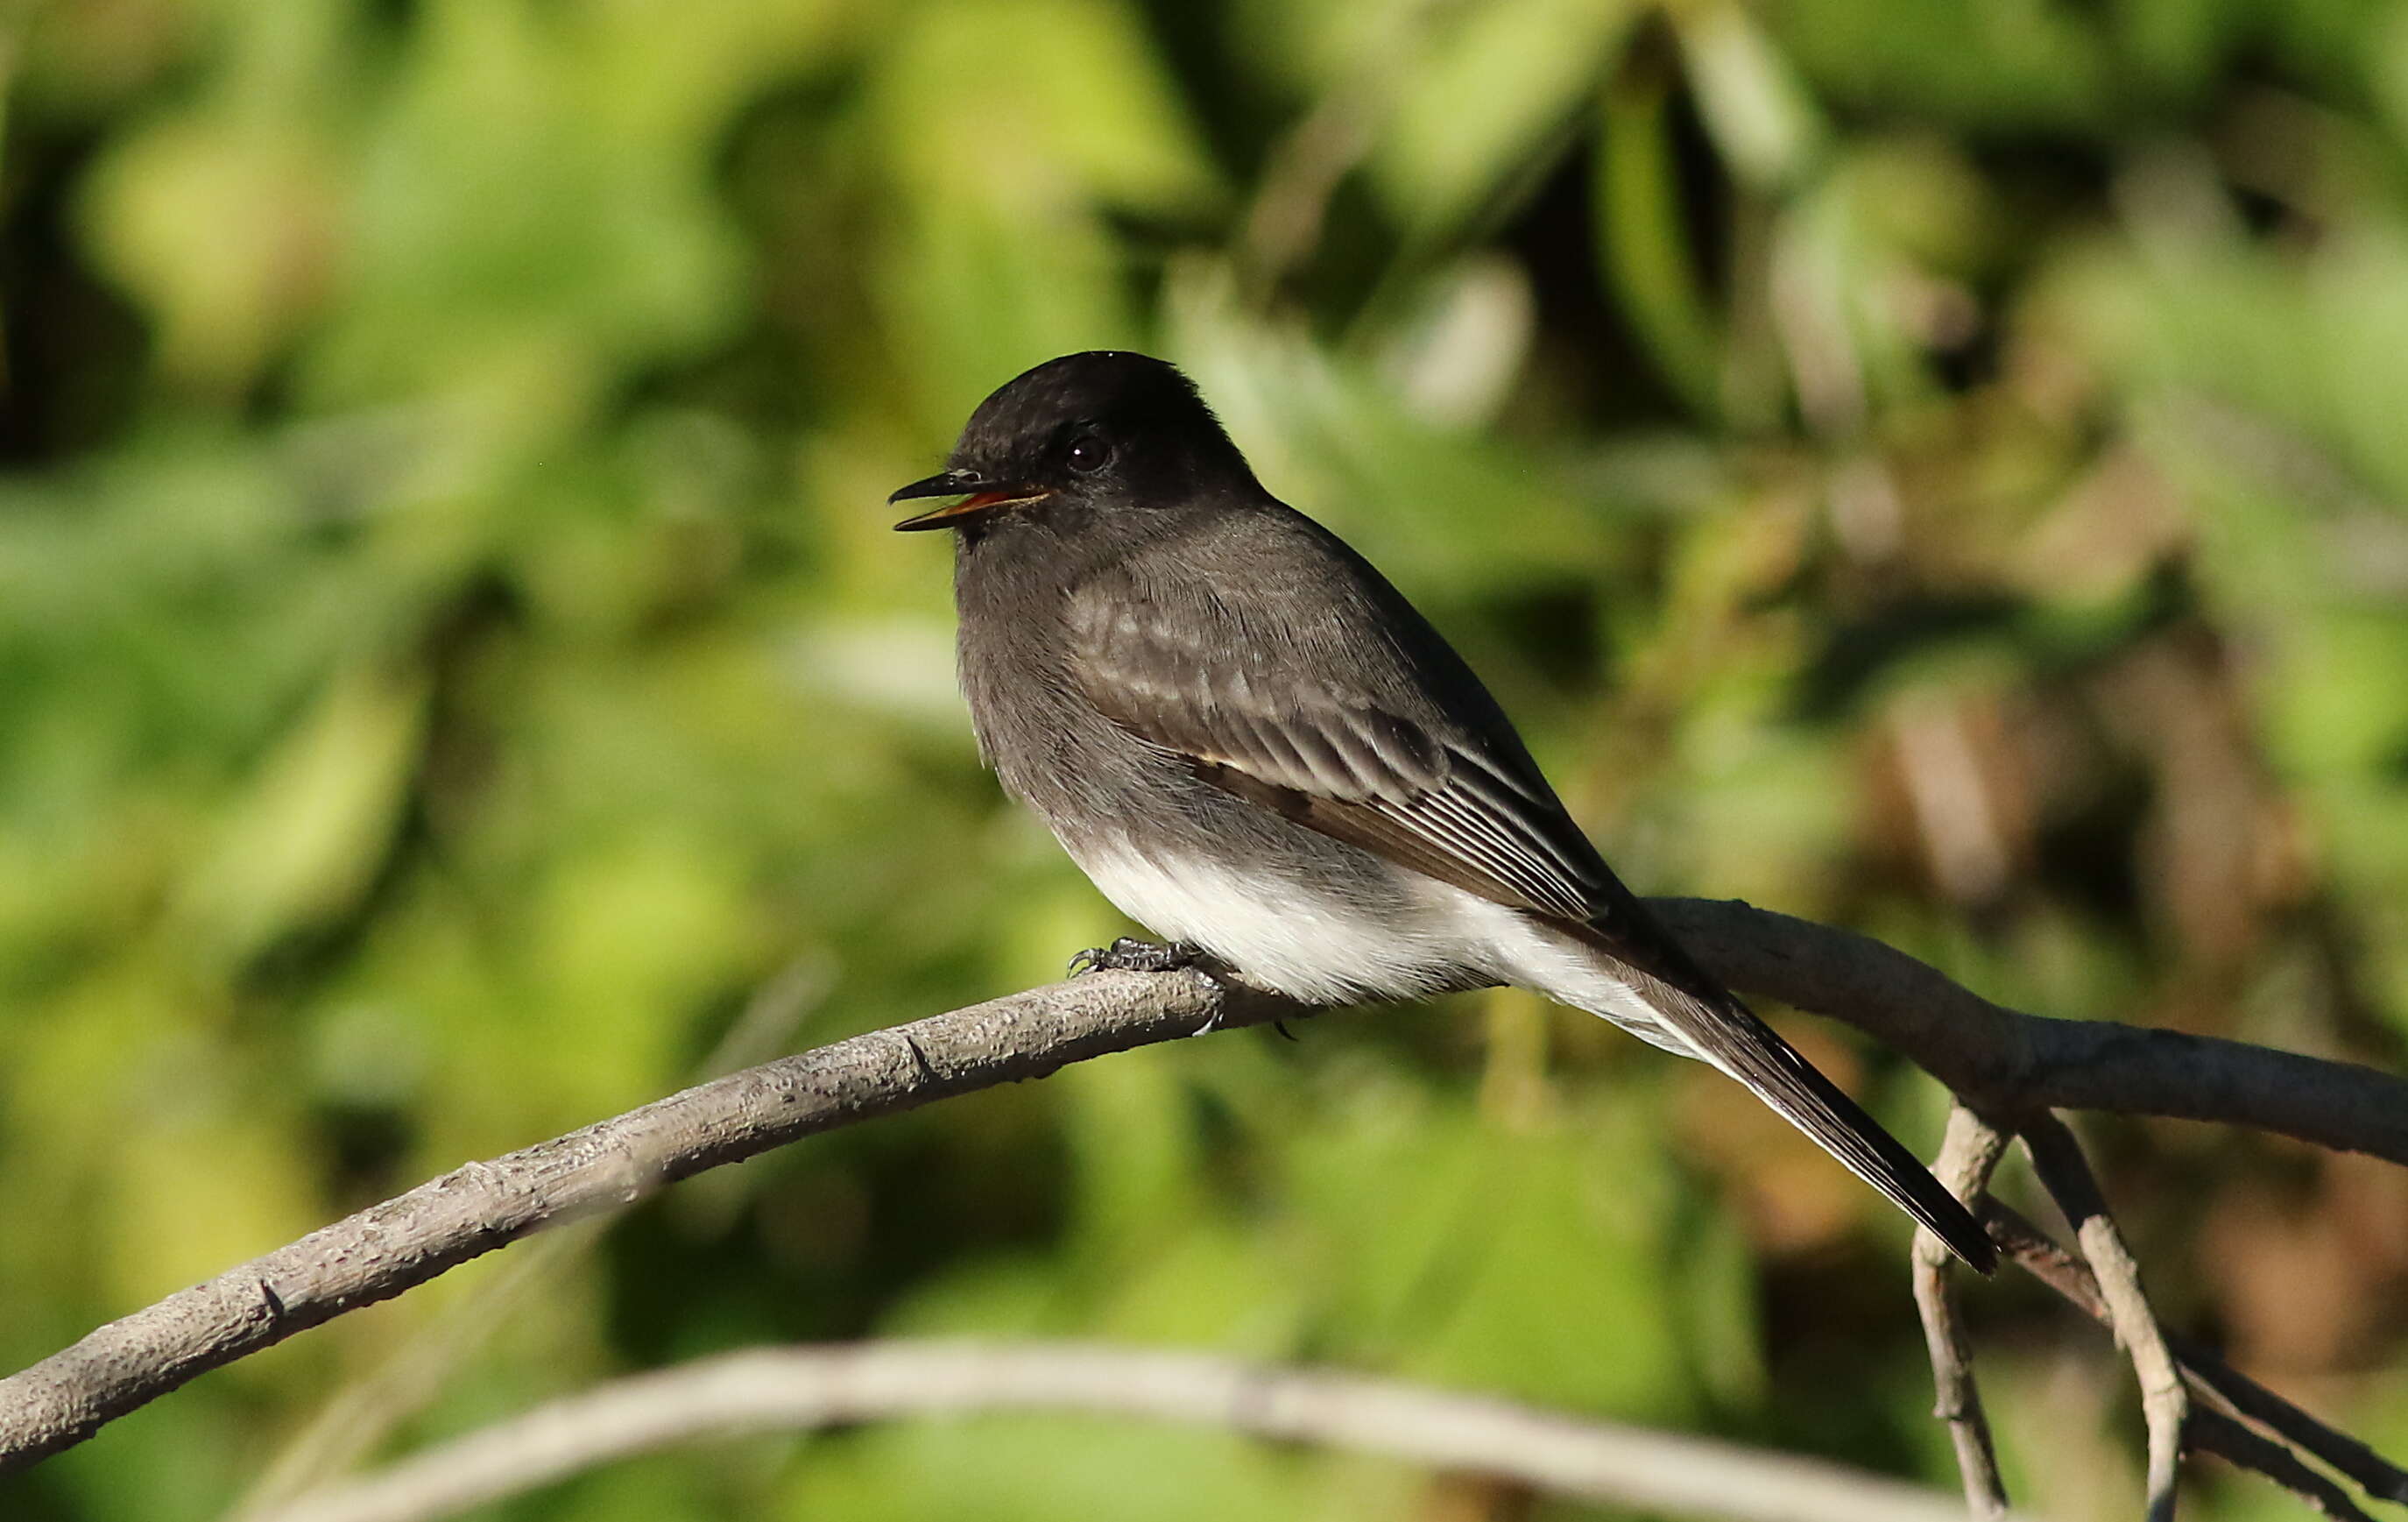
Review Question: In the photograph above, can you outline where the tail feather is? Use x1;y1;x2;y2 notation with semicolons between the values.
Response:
1561;923;1996;1271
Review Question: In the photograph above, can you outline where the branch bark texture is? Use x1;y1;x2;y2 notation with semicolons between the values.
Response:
1911;1106;2010;1518
4;898;2404;1471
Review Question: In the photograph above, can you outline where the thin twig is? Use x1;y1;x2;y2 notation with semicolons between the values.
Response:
246;1341;1999;1522
2187;1409;2377;1522
2172;1347;2408;1505
2179;1358;2408;1506
8;898;2408;1469
2021;1116;2189;1522
1981;1200;2408;1508
1911;1106;2011;1518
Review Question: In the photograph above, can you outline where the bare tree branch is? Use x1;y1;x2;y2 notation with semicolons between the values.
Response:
5;898;2407;1474
1981;1200;2408;1510
1648;902;2408;1165
245;1341;2004;1522
0;965;1285;1473
1911;1106;2011;1518
2021;1115;2189;1521
2188;1370;2408;1508
2187;1410;2379;1522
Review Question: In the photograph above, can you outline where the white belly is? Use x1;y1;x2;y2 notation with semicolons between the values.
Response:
1069;840;1696;1055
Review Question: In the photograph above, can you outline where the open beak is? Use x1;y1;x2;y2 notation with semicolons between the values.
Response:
889;470;1053;531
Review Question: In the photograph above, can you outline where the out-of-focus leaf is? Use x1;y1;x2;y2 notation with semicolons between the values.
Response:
171;663;427;971
1169;261;1606;593
876;0;1220;219
303;0;752;419
73;0;351;390
1367;0;1637;239
1279;1076;1696;1419
1675;0;1829;194
1373;253;1536;428
1769;0;2111;131
104;1094;323;1311
80;117;341;391
869;0;1223;431
21;0;206;118
1598;43;1724;419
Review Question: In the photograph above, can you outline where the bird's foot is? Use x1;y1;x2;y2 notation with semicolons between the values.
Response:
1067;937;1204;977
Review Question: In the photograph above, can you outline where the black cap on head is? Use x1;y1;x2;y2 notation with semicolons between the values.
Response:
891;351;1257;530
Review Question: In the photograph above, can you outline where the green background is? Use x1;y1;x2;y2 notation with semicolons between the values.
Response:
5;0;2407;1518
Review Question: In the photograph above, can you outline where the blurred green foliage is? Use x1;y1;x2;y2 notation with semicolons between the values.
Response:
4;0;2407;1518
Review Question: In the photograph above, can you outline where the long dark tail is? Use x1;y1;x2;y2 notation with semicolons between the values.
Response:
1564;921;1997;1271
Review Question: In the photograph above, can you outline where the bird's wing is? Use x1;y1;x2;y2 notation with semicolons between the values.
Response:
1064;565;1609;926
1065;534;1997;1272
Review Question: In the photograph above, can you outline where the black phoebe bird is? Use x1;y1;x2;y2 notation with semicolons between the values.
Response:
893;350;1995;1270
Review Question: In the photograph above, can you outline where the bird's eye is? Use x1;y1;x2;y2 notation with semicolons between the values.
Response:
1065;433;1111;473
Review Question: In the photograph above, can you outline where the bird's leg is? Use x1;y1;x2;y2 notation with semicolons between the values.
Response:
1066;938;1239;1039
1067;937;1204;976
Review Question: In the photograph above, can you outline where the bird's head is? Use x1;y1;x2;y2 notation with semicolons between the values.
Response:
889;351;1256;534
